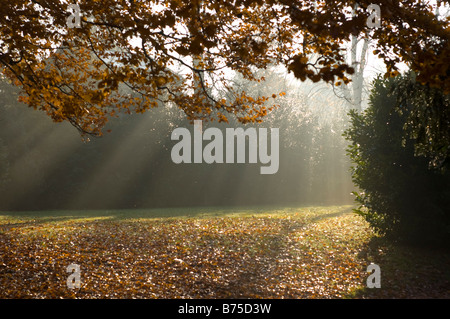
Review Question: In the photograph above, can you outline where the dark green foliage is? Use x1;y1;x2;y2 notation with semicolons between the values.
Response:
391;73;450;170
0;138;9;187
345;75;450;246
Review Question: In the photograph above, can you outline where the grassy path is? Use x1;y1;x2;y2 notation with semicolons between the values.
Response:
0;205;449;298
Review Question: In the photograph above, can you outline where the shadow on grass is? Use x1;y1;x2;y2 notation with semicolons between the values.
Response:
0;204;354;221
2;206;260;217
309;206;354;222
0;205;314;229
349;236;450;299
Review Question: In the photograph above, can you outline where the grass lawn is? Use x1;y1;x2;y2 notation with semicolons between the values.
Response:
0;205;449;299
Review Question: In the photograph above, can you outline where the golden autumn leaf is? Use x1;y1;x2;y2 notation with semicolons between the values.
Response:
0;0;448;135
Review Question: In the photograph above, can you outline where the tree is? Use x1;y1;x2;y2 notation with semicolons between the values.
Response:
0;138;9;190
331;3;372;113
0;0;448;135
335;32;371;113
390;72;450;170
345;75;450;245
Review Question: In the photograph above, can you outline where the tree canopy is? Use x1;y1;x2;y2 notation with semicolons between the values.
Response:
1;0;449;135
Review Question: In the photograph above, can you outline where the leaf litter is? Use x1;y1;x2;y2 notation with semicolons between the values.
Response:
0;206;449;298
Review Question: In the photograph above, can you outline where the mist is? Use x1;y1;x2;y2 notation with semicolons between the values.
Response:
0;68;355;211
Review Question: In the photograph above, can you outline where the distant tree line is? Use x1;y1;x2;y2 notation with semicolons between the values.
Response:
0;73;353;211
